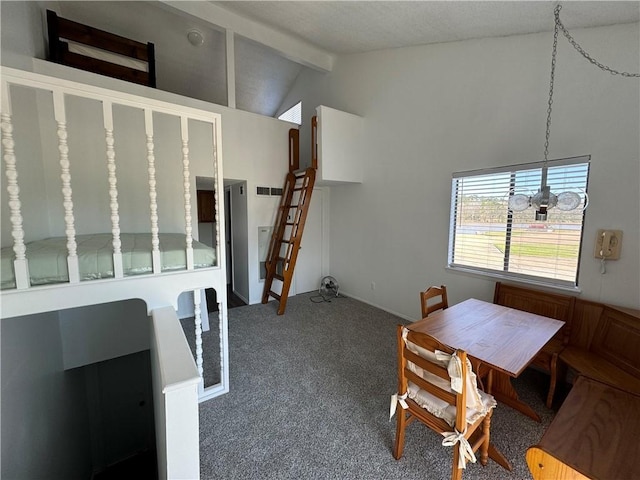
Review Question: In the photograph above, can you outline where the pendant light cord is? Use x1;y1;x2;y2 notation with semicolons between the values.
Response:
555;5;640;79
545;4;640;164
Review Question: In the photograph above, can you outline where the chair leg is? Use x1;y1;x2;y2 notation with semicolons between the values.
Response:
393;411;407;460
479;410;492;466
451;447;463;480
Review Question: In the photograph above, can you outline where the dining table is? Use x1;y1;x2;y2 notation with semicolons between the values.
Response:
408;297;565;470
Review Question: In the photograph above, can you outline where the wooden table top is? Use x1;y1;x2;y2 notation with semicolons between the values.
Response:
408;298;564;377
533;375;640;479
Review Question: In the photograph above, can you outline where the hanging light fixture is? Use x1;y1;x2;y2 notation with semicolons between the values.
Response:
509;4;639;220
508;5;586;221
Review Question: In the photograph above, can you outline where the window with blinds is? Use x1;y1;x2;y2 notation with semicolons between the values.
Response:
448;156;590;289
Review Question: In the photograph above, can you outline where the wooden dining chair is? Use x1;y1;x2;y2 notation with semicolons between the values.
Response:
391;325;496;480
420;285;449;318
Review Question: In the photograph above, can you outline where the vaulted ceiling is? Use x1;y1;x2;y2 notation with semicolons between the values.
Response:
54;1;639;118
215;1;640;54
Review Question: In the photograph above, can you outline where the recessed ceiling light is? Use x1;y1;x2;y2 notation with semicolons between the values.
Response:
187;29;204;47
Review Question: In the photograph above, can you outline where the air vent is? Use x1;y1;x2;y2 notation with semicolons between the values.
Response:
256;186;270;196
271;187;283;196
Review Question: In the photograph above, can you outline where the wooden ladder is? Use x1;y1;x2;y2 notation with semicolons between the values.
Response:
261;167;316;314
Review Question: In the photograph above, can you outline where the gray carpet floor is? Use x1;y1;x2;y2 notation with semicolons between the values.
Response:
184;292;561;480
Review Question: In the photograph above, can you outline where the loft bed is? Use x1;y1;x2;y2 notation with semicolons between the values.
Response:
46;10;156;87
0;66;227;402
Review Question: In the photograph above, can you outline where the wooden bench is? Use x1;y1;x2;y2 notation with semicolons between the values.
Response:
494;282;640;406
526;375;640;480
560;301;640;396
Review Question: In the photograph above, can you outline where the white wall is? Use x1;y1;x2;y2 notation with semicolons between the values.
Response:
59;299;150;369
281;23;640;315
1;311;92;479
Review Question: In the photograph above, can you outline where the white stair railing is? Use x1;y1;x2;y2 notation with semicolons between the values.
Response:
150;306;200;480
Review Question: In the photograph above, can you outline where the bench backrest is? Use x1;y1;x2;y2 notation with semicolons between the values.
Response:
591;305;640;379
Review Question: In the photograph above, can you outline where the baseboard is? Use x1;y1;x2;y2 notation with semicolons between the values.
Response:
337;291;414;323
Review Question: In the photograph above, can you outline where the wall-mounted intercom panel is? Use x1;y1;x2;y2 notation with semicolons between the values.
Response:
594;229;623;260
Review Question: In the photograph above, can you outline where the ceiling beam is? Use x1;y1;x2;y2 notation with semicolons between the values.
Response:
159;1;334;72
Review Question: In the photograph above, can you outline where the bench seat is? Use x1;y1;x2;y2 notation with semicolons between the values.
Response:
560;345;640;395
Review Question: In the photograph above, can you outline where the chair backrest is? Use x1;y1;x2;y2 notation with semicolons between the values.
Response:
397;325;467;433
420;285;449;318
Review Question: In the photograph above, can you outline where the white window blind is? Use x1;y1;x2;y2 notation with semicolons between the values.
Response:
277;101;302;125
448;156;590;289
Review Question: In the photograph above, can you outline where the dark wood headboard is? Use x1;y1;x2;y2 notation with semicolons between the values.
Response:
46;10;156;87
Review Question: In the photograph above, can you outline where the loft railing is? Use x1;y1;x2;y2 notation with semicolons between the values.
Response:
1;66;223;288
1;67;229;403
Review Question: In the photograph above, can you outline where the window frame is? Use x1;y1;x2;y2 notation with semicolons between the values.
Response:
447;155;590;292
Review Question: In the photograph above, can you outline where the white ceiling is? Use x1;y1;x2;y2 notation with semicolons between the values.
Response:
214;1;640;54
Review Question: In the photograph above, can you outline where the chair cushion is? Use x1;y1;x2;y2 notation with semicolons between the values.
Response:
407;380;497;428
403;330;497;427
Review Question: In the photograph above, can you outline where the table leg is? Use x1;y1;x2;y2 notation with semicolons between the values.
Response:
490;371;541;422
488;443;513;471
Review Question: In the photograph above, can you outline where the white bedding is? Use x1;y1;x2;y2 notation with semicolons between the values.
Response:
1;233;216;290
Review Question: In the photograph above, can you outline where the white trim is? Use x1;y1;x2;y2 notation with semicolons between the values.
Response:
452;154;591;178
445;265;583;294
226;30;236;109
337;291;415;323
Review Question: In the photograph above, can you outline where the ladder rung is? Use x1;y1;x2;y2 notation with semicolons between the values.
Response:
295;173;307;179
280;239;294;244
274;274;284;281
285;222;295;226
293;187;305;191
280;204;299;210
269;291;281;301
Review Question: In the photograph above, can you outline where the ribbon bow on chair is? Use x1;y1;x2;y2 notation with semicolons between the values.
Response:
389;392;408;419
441;428;477;469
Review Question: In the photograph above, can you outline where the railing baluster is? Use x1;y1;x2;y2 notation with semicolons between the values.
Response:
212;121;221;269
193;289;204;394
1;81;30;289
53;91;79;283
144;108;161;274
217;299;227;391
181;116;194;270
103;101;123;278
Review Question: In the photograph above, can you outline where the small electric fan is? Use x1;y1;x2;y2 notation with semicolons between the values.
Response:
319;275;339;298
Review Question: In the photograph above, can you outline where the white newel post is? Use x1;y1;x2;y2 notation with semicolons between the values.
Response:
181;116;194;270
103;101;123;278
1;81;30;289
145;108;161;274
193;289;204;395
53;91;79;283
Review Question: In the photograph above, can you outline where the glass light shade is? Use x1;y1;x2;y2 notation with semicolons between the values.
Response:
556;191;582;211
508;194;531;212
